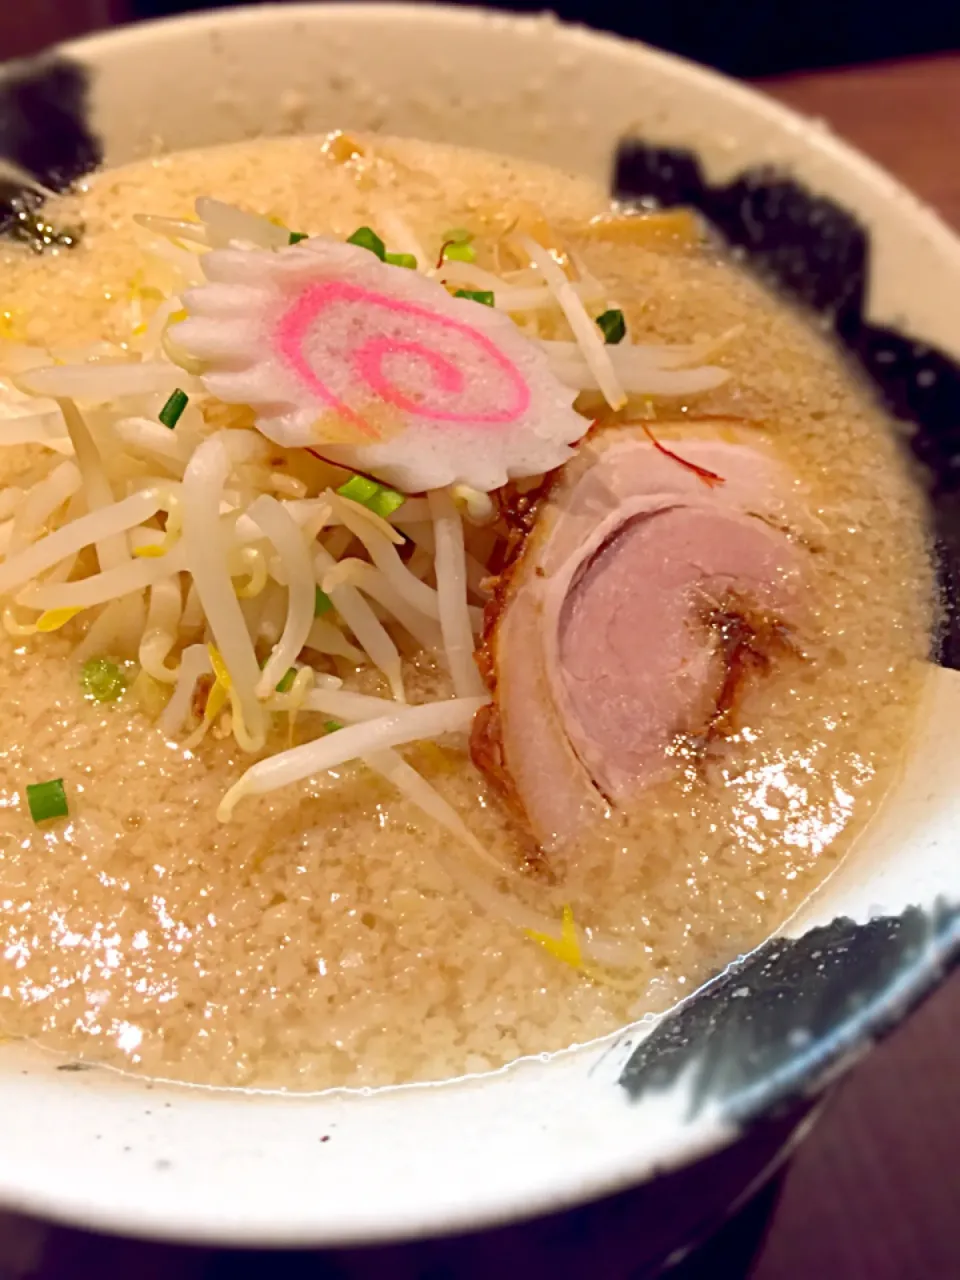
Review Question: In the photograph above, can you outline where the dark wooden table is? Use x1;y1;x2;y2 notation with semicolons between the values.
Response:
0;44;959;1280
743;54;960;1277
762;55;960;227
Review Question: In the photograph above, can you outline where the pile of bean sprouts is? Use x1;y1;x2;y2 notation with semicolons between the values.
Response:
0;194;732;966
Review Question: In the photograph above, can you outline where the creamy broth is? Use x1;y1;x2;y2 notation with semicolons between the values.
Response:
0;135;934;1090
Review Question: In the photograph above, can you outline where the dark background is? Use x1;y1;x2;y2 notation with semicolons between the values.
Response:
130;0;960;77
3;3;959;83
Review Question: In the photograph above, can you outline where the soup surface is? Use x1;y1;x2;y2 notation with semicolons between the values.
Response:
0;135;934;1090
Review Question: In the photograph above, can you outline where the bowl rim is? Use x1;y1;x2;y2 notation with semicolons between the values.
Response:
46;1;960;282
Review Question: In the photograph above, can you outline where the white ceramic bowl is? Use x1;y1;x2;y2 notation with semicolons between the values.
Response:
0;4;958;1257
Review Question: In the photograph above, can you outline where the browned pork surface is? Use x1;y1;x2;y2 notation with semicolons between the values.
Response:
472;424;807;850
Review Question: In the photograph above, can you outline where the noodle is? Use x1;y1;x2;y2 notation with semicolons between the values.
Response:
180;430;268;749
246;494;316;697
219;696;488;817
428;489;487;699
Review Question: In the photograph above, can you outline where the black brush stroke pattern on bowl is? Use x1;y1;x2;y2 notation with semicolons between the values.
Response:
613;139;960;1119
0;56;98;249
614;142;960;665
618;902;960;1119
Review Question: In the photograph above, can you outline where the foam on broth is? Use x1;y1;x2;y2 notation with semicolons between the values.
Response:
0;135;934;1090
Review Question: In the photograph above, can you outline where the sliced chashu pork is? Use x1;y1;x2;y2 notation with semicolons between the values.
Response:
472;423;808;852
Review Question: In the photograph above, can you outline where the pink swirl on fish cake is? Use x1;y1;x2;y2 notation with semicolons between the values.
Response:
274;281;532;440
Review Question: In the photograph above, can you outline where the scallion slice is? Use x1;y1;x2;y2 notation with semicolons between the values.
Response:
436;229;476;267
275;668;297;694
347;226;386;260
158;387;189;429
80;657;126;702
314;587;334;617
454;288;494;307
324;719;343;734
384;251;417;270
596;309;626;345
26;778;68;824
336;474;406;519
443;241;476;263
288;231;309;245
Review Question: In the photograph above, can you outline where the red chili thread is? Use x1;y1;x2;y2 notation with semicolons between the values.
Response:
639;423;725;487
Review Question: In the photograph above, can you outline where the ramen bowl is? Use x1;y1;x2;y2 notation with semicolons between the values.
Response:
0;4;957;1266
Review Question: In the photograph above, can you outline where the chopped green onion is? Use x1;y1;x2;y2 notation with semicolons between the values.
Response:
454;289;494;307
336;474;406;519
158;388;189;429
443;241;476;263
26;778;68;824
314;587;334;617
275;667;297;694
384;251;417;270
337;474;378;504
596;309;626;345
347;226;386;260
80;657;126;702
288;230;309;245
437;228;476;265
324;720;343;734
